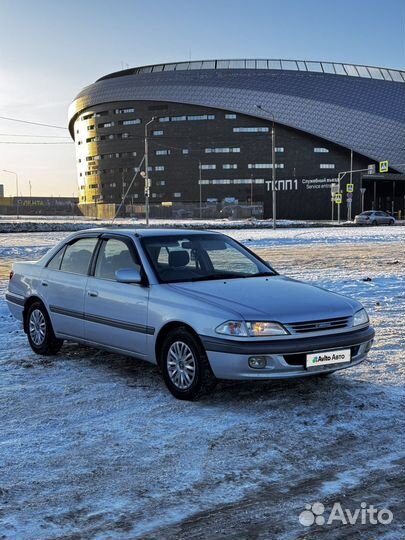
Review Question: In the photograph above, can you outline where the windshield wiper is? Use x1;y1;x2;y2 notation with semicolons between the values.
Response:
249;271;276;277
189;273;245;282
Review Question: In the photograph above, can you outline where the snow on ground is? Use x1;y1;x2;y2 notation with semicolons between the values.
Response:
0;228;404;539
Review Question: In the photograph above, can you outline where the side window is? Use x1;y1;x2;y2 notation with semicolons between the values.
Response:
60;238;98;275
206;244;259;275
95;238;140;280
47;246;65;270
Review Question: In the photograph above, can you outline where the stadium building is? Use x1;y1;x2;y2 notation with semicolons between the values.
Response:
68;59;405;220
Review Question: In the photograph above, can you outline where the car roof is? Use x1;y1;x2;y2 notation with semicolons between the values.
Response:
72;227;221;237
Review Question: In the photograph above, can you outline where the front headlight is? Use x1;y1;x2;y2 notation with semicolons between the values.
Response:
353;308;369;327
215;320;288;337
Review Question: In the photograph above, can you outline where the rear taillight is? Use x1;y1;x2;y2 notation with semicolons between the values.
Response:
9;270;14;281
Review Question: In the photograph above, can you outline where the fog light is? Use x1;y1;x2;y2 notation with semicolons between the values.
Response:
248;356;267;369
365;339;374;353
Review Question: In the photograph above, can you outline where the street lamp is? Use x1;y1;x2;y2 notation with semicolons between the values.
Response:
198;160;202;219
143;117;156;226
256;105;277;229
2;169;19;219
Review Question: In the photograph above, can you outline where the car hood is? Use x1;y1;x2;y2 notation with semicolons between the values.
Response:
169;276;360;323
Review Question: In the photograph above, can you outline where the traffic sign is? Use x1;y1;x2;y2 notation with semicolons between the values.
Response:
346;183;354;193
335;193;342;204
379;160;389;173
368;164;376;174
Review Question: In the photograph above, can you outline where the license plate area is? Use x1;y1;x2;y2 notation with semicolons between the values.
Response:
306;348;351;369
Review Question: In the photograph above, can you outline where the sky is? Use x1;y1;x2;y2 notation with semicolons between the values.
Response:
0;0;404;197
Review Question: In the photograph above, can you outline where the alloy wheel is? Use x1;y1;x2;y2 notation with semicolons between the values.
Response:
29;308;46;346
167;341;196;390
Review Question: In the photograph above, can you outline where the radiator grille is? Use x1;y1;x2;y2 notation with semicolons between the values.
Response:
286;316;351;334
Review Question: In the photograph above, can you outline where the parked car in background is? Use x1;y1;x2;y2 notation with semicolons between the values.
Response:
354;210;395;225
6;229;374;400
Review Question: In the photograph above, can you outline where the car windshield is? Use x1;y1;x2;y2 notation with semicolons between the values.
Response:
141;234;276;283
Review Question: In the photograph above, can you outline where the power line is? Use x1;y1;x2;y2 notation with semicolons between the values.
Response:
0;115;68;130
0;141;73;145
0;133;71;138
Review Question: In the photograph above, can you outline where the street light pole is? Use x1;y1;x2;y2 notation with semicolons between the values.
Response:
256;105;276;229
144;117;155;226
199;160;202;218
2;169;19;219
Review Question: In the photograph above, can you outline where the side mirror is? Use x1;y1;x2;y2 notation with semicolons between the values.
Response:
115;268;142;284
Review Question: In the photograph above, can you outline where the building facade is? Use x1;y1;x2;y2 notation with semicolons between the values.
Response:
69;59;405;219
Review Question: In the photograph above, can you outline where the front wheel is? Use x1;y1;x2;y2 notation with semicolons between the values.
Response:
160;328;217;400
26;301;63;355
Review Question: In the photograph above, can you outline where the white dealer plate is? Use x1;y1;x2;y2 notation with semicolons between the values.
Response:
306;349;351;368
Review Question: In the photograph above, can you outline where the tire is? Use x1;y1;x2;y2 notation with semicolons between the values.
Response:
26;301;63;355
389;220;395;226
371;220;377;226
160;327;217;400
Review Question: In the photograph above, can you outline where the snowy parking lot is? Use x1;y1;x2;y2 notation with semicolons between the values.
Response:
0;227;404;539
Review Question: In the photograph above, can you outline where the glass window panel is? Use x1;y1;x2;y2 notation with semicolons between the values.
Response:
47;247;65;270
281;60;298;70
60;238;98;275
152;64;164;72
189;61;203;70
163;63;176;71
321;63;335;74
306;62;323;72
246;60;256;69
229;60;245;69
367;67;385;80
217;60;230;69
256;60;268;69
379;69;392;81
139;66;153;73
333;64;346;75
175;62;190;71
201;60;216;69
296;61;307;71
388;70;403;82
95;239;139;280
356;66;371;78
344;64;359;76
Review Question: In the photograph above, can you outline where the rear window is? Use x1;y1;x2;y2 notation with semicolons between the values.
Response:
60;238;98;275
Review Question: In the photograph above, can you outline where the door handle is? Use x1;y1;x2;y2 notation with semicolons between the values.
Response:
87;290;98;298
41;281;48;287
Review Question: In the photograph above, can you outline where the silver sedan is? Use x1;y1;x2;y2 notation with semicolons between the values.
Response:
354;211;395;225
6;229;374;400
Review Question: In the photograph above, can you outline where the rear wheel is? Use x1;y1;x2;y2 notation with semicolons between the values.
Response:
160;328;217;400
26;301;63;355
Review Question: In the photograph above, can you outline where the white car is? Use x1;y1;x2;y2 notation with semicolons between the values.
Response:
6;228;374;400
354;211;395;225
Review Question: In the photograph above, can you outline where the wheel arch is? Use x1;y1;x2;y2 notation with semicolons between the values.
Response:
154;321;203;366
23;296;46;333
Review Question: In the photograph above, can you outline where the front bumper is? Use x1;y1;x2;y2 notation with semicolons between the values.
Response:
201;325;375;380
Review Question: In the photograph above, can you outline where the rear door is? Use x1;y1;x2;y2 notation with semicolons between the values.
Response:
84;235;150;357
42;236;99;339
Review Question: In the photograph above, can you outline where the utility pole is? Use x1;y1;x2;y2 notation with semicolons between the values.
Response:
256;105;276;229
29;180;32;200
144;117;155;226
199;160;202;219
2;169;19;219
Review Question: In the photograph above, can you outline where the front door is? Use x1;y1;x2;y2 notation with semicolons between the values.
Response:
84;236;150;357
